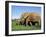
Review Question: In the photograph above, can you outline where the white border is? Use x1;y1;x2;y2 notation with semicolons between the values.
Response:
9;3;44;35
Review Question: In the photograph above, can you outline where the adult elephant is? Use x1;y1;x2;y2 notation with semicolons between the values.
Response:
20;12;41;26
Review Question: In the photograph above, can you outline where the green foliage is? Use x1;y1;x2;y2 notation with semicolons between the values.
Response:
12;20;41;31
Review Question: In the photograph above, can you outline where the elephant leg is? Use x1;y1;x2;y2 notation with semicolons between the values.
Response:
30;22;32;26
28;21;30;26
26;21;28;25
28;21;32;26
26;21;30;26
31;21;35;26
23;21;26;26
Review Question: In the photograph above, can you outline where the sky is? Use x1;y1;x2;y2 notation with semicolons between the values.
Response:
11;5;41;19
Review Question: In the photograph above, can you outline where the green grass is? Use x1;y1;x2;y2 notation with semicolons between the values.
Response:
12;20;41;31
